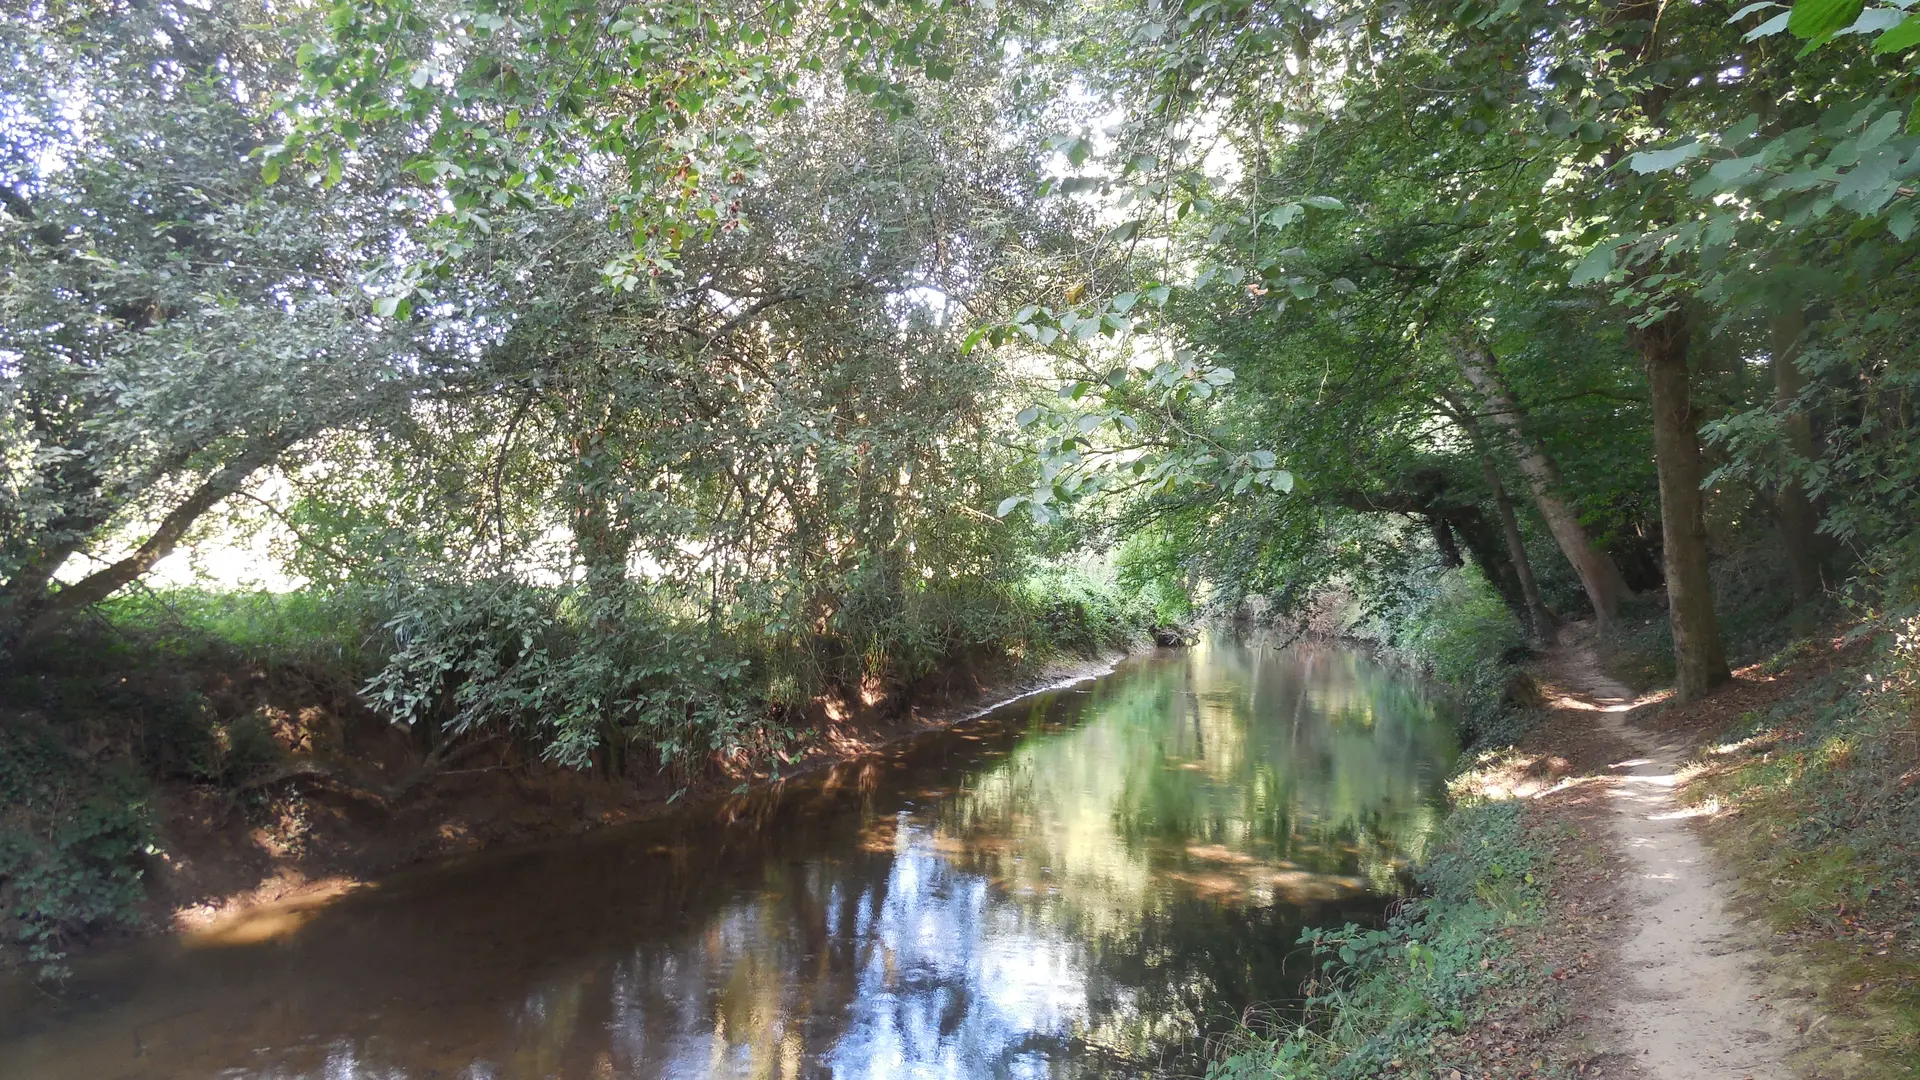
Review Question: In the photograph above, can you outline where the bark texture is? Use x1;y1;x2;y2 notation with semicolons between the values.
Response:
1768;310;1824;604
1453;339;1633;625
1445;391;1559;645
1638;312;1729;701
1482;453;1558;646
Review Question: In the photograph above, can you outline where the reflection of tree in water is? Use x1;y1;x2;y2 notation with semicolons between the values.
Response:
866;640;1453;1072
476;641;1454;1078
0;644;1451;1080
1075;892;1389;1071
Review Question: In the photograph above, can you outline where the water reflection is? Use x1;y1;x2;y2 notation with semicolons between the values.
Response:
0;641;1453;1079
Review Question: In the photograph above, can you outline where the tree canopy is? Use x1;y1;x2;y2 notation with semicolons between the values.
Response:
7;0;1920;769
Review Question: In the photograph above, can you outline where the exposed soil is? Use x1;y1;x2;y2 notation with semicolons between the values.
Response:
1545;623;1805;1079
1450;621;1853;1080
139;648;1129;944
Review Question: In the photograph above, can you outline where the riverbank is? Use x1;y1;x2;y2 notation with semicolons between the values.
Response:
2;639;1454;1079
2;637;1131;975
1216;617;1917;1079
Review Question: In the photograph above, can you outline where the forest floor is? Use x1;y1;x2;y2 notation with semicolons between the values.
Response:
1447;620;1896;1080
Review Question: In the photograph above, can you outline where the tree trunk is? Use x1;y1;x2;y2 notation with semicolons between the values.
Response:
17;436;295;643
1638;311;1730;701
1482;453;1558;646
1443;503;1533;630
1452;339;1633;626
1768;310;1824;604
1443;391;1559;645
1428;517;1465;569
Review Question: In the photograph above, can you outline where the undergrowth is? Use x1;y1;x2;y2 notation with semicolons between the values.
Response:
1682;621;1920;1076
1208;800;1550;1079
1600;534;1835;693
0;565;1152;975
0;721;154;979
1366;567;1538;754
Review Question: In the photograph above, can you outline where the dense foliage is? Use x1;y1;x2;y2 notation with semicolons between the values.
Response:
6;0;1920;988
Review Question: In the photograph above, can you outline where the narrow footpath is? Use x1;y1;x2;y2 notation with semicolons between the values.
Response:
1540;625;1803;1080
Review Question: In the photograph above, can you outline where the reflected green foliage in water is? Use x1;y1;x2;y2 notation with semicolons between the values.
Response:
0;643;1453;1080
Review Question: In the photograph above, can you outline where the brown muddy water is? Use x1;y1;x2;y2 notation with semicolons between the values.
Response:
0;640;1455;1080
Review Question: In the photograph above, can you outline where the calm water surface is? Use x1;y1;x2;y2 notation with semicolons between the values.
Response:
0;641;1454;1080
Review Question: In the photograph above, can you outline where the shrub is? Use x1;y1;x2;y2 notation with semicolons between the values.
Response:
0;723;153;979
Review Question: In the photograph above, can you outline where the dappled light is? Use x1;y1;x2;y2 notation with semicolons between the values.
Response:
7;0;1920;1073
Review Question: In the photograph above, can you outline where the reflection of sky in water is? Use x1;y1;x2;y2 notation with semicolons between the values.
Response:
827;823;1085;1079
0;643;1454;1080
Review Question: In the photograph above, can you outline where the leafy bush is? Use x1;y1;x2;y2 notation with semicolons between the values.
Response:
0;723;153;979
1402;569;1526;688
1356;567;1534;751
1115;527;1196;628
359;565;1150;774
365;579;768;771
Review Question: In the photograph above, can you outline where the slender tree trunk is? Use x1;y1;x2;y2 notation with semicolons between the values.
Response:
1444;391;1559;645
1482;454;1558;646
1452;339;1633;626
1444;503;1533;630
1768;310;1823;604
1428;517;1465;569
1637;311;1730;701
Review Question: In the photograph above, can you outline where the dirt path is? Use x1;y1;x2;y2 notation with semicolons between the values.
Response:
1544;625;1801;1080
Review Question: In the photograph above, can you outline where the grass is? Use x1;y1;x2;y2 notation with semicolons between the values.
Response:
1207;800;1556;1079
1680;626;1920;1077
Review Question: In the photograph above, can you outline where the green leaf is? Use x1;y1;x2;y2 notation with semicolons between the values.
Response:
1301;195;1345;210
1887;204;1916;240
1728;0;1782;21
1629;141;1706;174
1743;10;1792;37
994;496;1024;518
1787;0;1865;39
1261;203;1304;230
1570;242;1616;286
1879;13;1920;48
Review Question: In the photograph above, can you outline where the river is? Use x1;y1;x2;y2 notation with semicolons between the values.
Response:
0;640;1455;1079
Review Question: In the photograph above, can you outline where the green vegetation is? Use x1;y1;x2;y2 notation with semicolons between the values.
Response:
1208;801;1551;1078
0;722;152;980
1682;622;1920;1073
5;0;1920;1054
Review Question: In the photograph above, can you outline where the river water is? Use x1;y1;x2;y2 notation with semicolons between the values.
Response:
0;640;1454;1080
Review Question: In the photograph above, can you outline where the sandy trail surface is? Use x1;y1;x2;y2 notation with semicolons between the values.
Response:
1545;624;1801;1080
